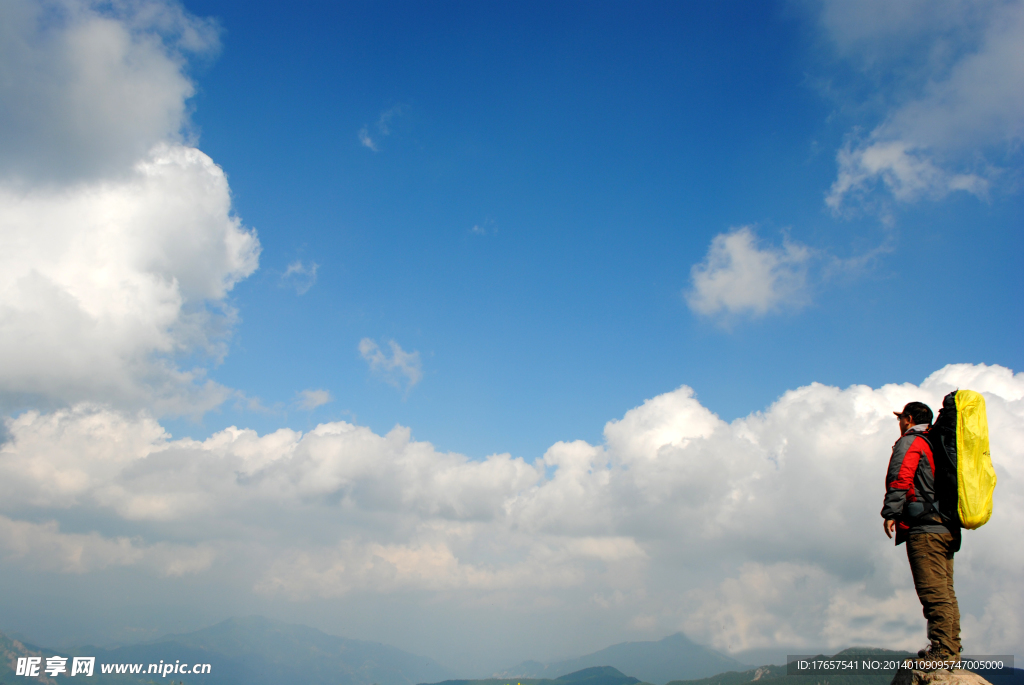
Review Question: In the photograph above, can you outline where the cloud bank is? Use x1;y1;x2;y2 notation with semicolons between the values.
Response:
1;363;1020;657
0;0;258;416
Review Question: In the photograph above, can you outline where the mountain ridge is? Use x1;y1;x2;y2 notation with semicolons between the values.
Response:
426;666;647;685
493;632;752;685
1;617;455;685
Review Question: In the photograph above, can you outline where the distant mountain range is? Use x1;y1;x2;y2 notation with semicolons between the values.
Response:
2;629;202;685
433;666;646;685
3;622;747;685
5;618;1018;685
664;648;911;685
493;633;752;685
1;616;454;685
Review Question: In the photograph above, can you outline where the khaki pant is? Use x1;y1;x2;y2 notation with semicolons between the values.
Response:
906;532;961;656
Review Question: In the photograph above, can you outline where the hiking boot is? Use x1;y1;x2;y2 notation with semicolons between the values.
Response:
916;649;955;671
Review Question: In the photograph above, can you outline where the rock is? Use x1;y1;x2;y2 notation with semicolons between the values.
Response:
892;667;993;685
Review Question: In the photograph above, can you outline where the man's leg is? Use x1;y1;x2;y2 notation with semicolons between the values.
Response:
946;549;961;654
906;533;958;657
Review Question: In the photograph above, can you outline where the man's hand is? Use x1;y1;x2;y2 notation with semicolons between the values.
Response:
884;519;895;539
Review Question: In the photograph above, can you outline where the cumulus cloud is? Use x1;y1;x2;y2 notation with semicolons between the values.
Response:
359;338;423;394
296;388;332;410
0;145;259;415
0;515;214;576
0;0;219;183
1;363;1020;655
686;227;811;318
0;0;259;416
818;0;1024;211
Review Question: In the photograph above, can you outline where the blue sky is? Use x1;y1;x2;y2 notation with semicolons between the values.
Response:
172;0;1022;459
0;0;1022;674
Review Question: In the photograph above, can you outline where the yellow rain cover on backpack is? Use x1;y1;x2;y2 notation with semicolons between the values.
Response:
956;390;996;528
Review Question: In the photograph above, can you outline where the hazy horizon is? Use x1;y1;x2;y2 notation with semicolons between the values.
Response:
0;615;849;676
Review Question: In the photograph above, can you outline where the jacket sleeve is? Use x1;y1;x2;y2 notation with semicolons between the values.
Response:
881;435;921;519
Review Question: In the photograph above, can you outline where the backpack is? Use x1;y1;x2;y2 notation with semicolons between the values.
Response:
927;390;997;530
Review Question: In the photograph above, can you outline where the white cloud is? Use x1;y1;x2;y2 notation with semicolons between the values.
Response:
686;227;811;318
358;106;404;152
0;0;219;183
358;126;378;152
0;143;259;415
471;218;497;236
818;0;1024;211
281;259;319;295
376;106;403;135
296;389;332;410
827;140;989;210
359;338;423;394
0;515;213;576
1;363;1020;655
0;0;259;416
254;539;587;600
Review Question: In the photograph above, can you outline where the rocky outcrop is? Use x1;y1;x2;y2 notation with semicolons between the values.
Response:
892;667;993;685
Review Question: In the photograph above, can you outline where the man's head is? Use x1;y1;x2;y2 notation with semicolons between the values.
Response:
894;401;933;434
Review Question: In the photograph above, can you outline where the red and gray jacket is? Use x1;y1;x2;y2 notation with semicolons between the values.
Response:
881;425;951;544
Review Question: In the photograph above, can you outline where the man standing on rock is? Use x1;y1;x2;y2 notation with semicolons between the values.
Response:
882;401;962;662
